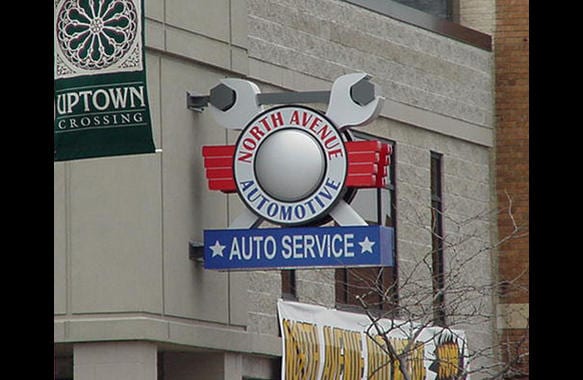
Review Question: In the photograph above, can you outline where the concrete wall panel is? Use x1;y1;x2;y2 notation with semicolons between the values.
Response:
159;57;231;322
69;155;163;314
54;163;67;315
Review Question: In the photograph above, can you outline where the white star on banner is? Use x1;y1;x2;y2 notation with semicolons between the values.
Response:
210;240;226;257
358;236;375;254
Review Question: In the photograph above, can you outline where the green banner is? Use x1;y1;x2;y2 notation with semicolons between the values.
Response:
54;0;155;161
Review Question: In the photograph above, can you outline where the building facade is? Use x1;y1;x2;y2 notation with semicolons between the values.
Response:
54;0;515;379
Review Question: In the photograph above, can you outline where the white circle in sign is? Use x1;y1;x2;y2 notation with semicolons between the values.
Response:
233;106;347;226
254;129;325;202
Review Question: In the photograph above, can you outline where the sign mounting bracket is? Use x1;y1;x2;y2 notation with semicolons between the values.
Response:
186;75;377;113
187;90;332;112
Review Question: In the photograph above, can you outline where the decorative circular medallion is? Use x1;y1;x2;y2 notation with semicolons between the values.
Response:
55;0;139;71
234;106;347;226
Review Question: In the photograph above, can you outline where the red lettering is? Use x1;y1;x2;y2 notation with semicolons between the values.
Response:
259;117;272;132
327;148;343;159
289;110;300;125
249;126;265;141
301;112;313;127
309;116;322;132
271;111;284;128
324;135;340;150
237;151;253;163
316;123;332;140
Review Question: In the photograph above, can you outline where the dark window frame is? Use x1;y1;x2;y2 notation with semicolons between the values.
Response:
341;0;491;51
335;132;398;315
281;269;297;300
430;151;446;326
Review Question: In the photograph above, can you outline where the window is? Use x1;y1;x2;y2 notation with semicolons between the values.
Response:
342;0;490;51
281;269;297;300
392;0;455;21
335;133;397;314
430;151;446;326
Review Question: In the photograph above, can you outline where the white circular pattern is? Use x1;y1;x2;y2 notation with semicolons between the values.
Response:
56;0;138;71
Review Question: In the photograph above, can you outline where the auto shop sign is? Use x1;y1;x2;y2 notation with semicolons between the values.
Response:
200;73;394;270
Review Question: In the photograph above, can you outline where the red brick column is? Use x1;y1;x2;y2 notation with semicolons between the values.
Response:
494;0;529;378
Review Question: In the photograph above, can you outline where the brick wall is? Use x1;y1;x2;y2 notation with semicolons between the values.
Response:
494;0;529;377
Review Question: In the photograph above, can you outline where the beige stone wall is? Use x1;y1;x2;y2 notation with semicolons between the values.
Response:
247;0;494;142
55;0;497;376
458;0;495;35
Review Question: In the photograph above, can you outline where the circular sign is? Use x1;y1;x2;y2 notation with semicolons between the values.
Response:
234;106;347;226
56;0;139;71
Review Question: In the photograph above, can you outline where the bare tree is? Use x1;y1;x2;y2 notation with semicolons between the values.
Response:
341;193;529;380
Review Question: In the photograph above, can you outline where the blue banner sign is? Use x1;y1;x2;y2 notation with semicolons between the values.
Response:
204;225;394;270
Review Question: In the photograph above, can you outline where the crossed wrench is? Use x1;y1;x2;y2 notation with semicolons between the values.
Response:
196;73;385;229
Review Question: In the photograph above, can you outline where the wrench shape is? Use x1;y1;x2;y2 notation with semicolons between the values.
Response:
203;73;385;228
326;72;384;130
208;78;263;130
